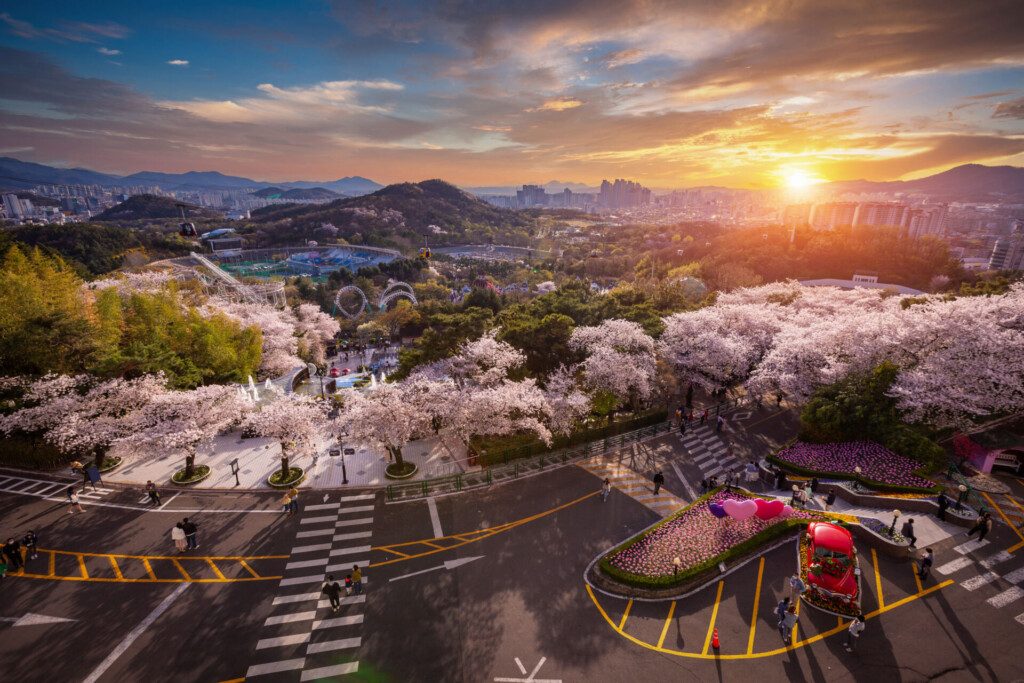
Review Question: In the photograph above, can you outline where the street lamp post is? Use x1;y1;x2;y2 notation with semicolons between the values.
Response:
957;484;968;510
853;466;862;493
889;509;902;537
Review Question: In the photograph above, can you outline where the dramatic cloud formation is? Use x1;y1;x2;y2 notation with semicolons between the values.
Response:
1;1;1022;185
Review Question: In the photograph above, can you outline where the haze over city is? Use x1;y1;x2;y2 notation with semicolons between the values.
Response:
2;1;1023;188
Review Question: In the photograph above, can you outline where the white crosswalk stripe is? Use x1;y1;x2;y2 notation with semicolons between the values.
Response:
246;492;375;679
1003;567;1024;584
961;571;1000;591
987;586;1024;608
954;538;990;554
979;551;1014;569
936;557;974;575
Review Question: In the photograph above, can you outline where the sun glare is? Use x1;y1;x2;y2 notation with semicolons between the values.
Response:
782;168;823;191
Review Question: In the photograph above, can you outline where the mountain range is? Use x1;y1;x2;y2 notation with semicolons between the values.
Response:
0;157;382;196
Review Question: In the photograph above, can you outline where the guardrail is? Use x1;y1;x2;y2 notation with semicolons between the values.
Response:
386;421;674;501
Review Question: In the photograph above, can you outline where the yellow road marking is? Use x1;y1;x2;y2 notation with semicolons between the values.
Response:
371;490;599;568
171;559;191;581
207;559;226;580
142;558;157;581
48;551;55;577
108;556;123;580
747;557;765;654
218;679;245;683
1009;539;1024;554
911;561;923;593
837;616;843;628
701;581;724;655
586;579;953;660
36;548;287;562
618;599;633;631
657;601;676;648
77;554;88;579
1005;495;1024;517
379;547;412;557
872;549;884;609
982;492;1024;543
792;599;800;643
239;560;260;578
12;573;280;584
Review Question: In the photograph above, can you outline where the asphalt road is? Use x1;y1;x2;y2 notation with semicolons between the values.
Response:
2;455;1023;683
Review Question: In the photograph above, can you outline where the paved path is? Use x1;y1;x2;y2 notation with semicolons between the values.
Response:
676;423;743;480
244;493;378;681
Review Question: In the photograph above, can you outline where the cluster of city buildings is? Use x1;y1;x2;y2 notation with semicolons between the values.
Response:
781;201;949;238
484;178;654;212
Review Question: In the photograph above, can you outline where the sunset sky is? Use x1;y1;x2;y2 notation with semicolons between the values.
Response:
1;0;1023;188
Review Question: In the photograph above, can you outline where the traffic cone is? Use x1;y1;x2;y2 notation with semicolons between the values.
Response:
712;627;720;650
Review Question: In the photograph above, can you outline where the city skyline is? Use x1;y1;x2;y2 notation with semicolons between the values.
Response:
1;1;1023;188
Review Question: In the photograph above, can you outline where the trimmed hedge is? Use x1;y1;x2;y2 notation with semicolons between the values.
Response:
0;432;74;470
597;487;826;590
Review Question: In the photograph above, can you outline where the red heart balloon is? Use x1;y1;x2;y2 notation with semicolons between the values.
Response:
754;498;785;520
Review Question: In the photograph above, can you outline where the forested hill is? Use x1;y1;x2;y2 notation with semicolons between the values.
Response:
243;179;534;249
94;194;222;222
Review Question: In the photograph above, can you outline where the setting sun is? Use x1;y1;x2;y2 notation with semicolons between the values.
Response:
782;168;825;191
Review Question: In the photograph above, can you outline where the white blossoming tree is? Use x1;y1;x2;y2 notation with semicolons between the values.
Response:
243;395;330;480
570;319;658;411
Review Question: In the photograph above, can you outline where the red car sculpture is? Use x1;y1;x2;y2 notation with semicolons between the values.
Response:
805;522;859;606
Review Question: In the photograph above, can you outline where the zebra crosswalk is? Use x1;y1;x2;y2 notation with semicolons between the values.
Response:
934;537;1024;629
677;425;741;480
0;474;112;502
244;493;377;681
578;457;686;517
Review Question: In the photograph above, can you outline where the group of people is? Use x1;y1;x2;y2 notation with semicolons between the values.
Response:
0;531;38;579
170;518;200;553
781;574;867;652
673;405;726;436
280;487;301;515
321;565;363;611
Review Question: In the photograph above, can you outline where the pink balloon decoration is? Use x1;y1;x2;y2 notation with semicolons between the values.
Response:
779;504;796;518
754;498;785;520
723;498;758;520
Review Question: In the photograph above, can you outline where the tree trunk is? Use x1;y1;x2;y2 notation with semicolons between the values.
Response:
387;446;405;467
184;451;196;479
280;444;290;478
93;446;105;471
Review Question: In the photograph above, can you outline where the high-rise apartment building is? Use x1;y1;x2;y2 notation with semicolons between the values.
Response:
598;179;651;209
2;193;25;220
808;202;858;230
989;221;1024;271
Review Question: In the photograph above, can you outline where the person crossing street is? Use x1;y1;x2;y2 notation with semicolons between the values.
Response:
653;471;665;495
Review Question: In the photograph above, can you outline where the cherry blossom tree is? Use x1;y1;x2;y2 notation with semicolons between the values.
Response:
211;299;302;378
294;303;340;365
243;394;330;478
419;332;526;389
124;384;251;479
570;320;657;410
542;365;591;436
447;379;554;449
338;379;439;471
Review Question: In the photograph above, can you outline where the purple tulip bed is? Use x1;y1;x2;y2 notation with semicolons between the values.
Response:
769;441;940;493
599;489;827;589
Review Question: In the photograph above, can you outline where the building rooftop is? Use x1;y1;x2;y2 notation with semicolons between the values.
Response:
798;278;924;295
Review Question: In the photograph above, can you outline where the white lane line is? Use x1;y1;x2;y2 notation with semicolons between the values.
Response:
668;461;697;502
296;529;335;539
311;615;363;630
1004;567;1024;584
325;559;370;574
329;545;372;557
290;543;333;555
300;663;359;680
336;505;375;515
279;573;327;587
961;572;1000;591
338;494;375;502
426;497;443;538
257;633;311;649
704;466;723;477
285;558;330;570
335;517;374;528
157;492;180;511
980;551;1014;569
300;515;337;525
246;658;306;677
1016;613;1024;626
303;503;340;511
936;557;974;575
264;610;317;626
273;591;321;605
333;531;372;542
306;637;361;654
82;583;191;683
954;539;991;554
987;586;1024;608
316;595;366;609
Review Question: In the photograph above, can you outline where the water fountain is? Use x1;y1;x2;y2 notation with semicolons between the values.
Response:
264;378;273;390
369;373;378;390
248;375;257;392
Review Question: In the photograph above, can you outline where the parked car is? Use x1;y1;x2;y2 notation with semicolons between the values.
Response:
329;367;340;378
805;522;859;606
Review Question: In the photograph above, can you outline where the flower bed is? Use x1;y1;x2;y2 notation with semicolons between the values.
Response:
857;517;908;545
770;441;940;493
267;467;304;488
798;532;861;617
599;489;826;589
172;465;211;485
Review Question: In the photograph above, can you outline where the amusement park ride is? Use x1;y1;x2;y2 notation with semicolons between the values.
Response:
333;280;418;319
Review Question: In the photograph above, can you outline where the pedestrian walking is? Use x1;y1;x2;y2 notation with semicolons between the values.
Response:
322;575;343;612
146;480;161;506
700;478;708;494
716;415;725;433
280;491;292;515
809;478;820;494
674;408;682;425
2;538;22;571
967;512;993;541
601;478;611;502
182;518;199;550
351;564;363;595
171;523;187;553
936;493;949;521
901;518;917;548
84;464;101;492
776;469;788;491
679;419;687;436
844;614;866;652
22;530;38;561
344;575;353;596
778;604;799;645
917;548;934;579
700;409;708;425
653;471;665;495
66;487;85;514
774;597;791;624
745;461;759;485
825;490;836;511
788;574;806;602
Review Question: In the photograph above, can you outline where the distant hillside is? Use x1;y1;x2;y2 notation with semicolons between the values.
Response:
122;170;261;191
829;164;1024;201
281;177;381;195
245;179;534;250
0;157;121;190
252;186;341;200
94;194;222;221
